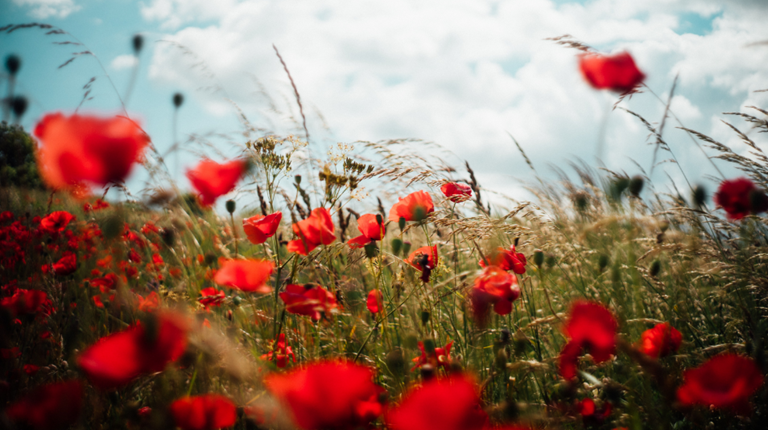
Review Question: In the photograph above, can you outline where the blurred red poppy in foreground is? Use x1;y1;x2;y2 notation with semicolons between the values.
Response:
348;213;386;249
265;360;385;430
578;52;645;93
676;354;763;413
471;266;520;323
213;259;274;293
1;289;48;317
713;177;768;221
638;323;682;359
5;380;83;430
170;394;237;430
367;289;383;314
39;210;75;233
411;340;453;371
243;212;282;244
559;301;617;380
386;375;487;430
78;312;188;390
440;182;473;203
34;113;149;191
407;245;438;283
261;333;295;368
186;159;247;206
389;190;434;222
479;245;527;274
286;207;336;255
279;284;338;321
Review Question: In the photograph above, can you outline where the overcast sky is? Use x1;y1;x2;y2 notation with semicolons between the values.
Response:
3;0;768;211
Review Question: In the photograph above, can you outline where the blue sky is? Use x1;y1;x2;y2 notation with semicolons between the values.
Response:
3;0;768;211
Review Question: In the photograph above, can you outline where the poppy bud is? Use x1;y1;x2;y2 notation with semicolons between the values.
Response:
364;242;379;259
495;348;508;370
533;249;544;267
546;254;556;268
398;216;406;232
232;296;242;306
385;348;406;375
402;241;412;257
650;260;661;277
160;227;176;246
420;310;430;326
413;206;427;222
659;220;669;232
294;175;302;185
376;214;383;226
750;189;768;214
692;184;707;208
573;192;589;212
629;175;644;197
610;177;630;201
500;329;511;344
204;253;217;266
173;92;184;108
225;200;236;214
132;34;143;54
11;96;28;119
391;238;403;256
5;54;20;76
598;254;609;272
420;364;436;381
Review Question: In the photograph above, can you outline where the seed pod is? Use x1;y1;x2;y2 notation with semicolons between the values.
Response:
692;184;707;208
225;199;236;214
132;34;144;54
5;54;21;76
172;92;184;108
629;175;644;197
294;175;302;185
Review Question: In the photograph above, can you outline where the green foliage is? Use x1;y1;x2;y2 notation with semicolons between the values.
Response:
0;121;44;190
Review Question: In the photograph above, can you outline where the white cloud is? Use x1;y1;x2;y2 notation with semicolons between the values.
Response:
141;0;768;200
110;54;139;71
12;0;81;19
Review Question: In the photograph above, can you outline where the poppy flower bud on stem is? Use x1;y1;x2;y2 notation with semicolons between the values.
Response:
364;242;378;259
398;216;406;232
173;93;184;108
5;54;21;76
402;241;411;257
533;249;544;268
391;238;403;256
420;310;430;326
650;260;661;277
225;200;236;214
692;184;707;208
294;174;302;185
598;254;609;272
132;34;143;54
629;175;644;197
11;96;28;120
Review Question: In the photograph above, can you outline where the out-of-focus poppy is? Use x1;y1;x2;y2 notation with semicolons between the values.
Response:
713;177;768;221
243;212;282;244
42;251;77;276
558;301;617;380
478;245;527;274
213;259;274;293
411;340;453;371
78;312;188;390
578;52;645;93
367;289;383;314
40;211;75;233
388;190;434;222
638;323;682;359
470;266;520;323
34;113;149;191
578;398;612;426
261;333;295;368
279;284;338;321
407;245;438;283
286;208;336;255
199;287;226;309
169;394;237;430
5;380;83;430
348;214;386;249
186;159;247;207
137;291;160;312
440;182;473;203
83;199;109;212
676;354;764;413
386;375;487;430
1;289;49;316
265;360;384;430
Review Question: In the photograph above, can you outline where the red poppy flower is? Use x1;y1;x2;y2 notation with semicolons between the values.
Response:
348;214;386;249
91;273;118;292
265;360;385;430
558;301;617;380
43;251;77;276
411;340;453;371
478;245;527;274
170;394;237;430
470;266;520;323
388;190;434;222
713;177;768;221
638;323;682;359
286;208;336;255
186;159;247;206
92;295;105;308
261;333;295;368
40;211;75;233
676;354;764;413
279;284;338;321
243;212;282;244
199;287;226;309
137;291;160;312
213;259;274;293
34;113;149;190
578;398;612;425
83;198;109;212
367;289;383;314
386;375;487;430
5;380;83;430
1;289;49;316
407;245;438;283
440;182;473;203
578;52;645;93
78;312;188;390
